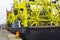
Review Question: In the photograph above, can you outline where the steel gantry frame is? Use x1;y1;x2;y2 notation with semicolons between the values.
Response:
7;0;60;28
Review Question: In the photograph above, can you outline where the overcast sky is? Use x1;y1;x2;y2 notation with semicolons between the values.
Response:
0;0;13;24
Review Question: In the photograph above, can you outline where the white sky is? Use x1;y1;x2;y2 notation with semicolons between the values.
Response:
0;0;13;24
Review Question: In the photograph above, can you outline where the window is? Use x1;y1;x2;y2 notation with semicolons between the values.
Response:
29;0;34;2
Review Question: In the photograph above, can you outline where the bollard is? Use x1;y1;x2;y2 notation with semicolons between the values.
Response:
15;31;20;38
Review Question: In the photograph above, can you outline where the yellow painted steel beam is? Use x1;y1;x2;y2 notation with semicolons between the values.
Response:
7;0;60;27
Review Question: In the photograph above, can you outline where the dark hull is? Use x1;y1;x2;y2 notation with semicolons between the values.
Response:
7;26;60;40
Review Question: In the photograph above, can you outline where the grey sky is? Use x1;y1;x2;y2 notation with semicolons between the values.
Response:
0;0;13;24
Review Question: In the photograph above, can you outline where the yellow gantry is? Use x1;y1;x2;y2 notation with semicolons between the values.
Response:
7;0;60;27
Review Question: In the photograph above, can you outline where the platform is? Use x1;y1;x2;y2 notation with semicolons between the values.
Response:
0;29;22;40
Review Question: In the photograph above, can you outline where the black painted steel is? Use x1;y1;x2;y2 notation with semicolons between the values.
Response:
21;27;60;40
7;27;60;40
